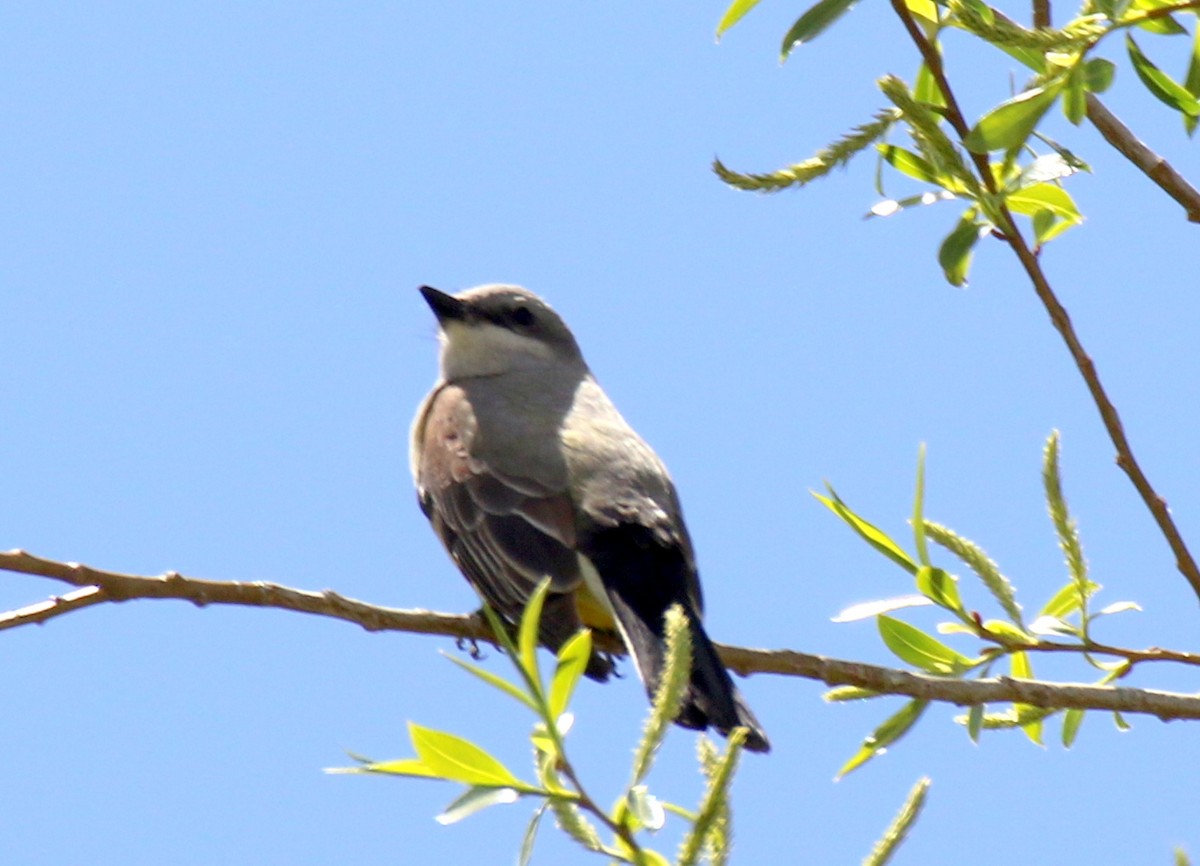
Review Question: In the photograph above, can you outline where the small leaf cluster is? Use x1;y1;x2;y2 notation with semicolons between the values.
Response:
329;581;746;866
818;433;1140;776
713;0;1200;283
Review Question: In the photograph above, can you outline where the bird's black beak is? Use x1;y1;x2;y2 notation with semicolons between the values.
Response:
419;285;468;323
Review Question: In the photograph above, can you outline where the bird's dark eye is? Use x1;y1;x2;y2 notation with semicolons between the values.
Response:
510;306;535;327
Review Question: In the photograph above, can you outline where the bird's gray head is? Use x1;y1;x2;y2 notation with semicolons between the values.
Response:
420;284;586;380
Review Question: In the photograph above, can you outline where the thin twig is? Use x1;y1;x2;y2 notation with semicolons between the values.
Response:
719;645;1200;721
6;549;1200;722
993;636;1200;667
0;548;485;638
887;1;1200;605
1003;232;1200;602
986;6;1200;222
984;8;1200;219
1033;0;1051;30
887;0;1000;196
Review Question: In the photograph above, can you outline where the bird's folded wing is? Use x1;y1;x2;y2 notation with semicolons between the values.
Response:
416;384;585;624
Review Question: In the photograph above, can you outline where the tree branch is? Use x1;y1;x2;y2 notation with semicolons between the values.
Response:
979;8;1200;223
887;0;1200;605
1085;94;1200;224
887;0;1001;197
1001;224;1200;603
1033;0;1051;32
0;548;483;639
721;645;1200;721
6;549;1200;723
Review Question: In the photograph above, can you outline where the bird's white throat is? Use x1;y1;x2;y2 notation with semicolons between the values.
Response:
440;320;561;379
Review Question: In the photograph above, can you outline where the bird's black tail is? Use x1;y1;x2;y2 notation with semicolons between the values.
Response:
582;522;770;753
607;590;770;753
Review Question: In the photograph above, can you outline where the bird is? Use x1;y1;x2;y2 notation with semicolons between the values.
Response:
410;283;769;753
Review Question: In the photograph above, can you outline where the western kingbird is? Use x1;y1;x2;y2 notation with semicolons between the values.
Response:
411;284;769;753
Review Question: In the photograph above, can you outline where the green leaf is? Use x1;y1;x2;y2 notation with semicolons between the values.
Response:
914;56;947;107
409;723;524;787
480;603;520;662
937;213;982;287
1185;26;1200;135
824;685;883;701
832;595;935;622
905;0;940;25
838;699;929;778
1129;0;1188;34
1126;34;1200;116
443;654;538;712
937;621;976;635
436;785;521;825
1039;579;1099;618
325;757;439;778
781;0;859;60
1098;660;1133;682
1113;710;1132;731
1084;57;1116;93
640;850;673;866
878;615;972;674
915;566;964;612
530;714;575;759
967;704;984;742
964;84;1063;153
1032;209;1071;245
1134;13;1187;34
878;144;941;184
1006;183;1082;222
1063;66;1087;124
996;42;1047;74
1010;652;1044;745
1032;210;1056;244
715;0;764;39
1061;708;1084;747
518;803;548;866
518;579;551;688
813;488;918;573
982;619;1032;643
913;444;930;567
549;629;592;721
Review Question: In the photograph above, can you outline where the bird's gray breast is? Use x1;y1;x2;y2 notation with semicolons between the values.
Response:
457;370;578;494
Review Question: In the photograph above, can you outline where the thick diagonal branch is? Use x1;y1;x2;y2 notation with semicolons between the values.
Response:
5;549;1200;723
1085;95;1200;224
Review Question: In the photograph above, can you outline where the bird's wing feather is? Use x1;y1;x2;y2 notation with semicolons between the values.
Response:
416;384;612;678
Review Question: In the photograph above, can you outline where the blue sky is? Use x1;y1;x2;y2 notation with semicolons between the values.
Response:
3;2;1199;863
